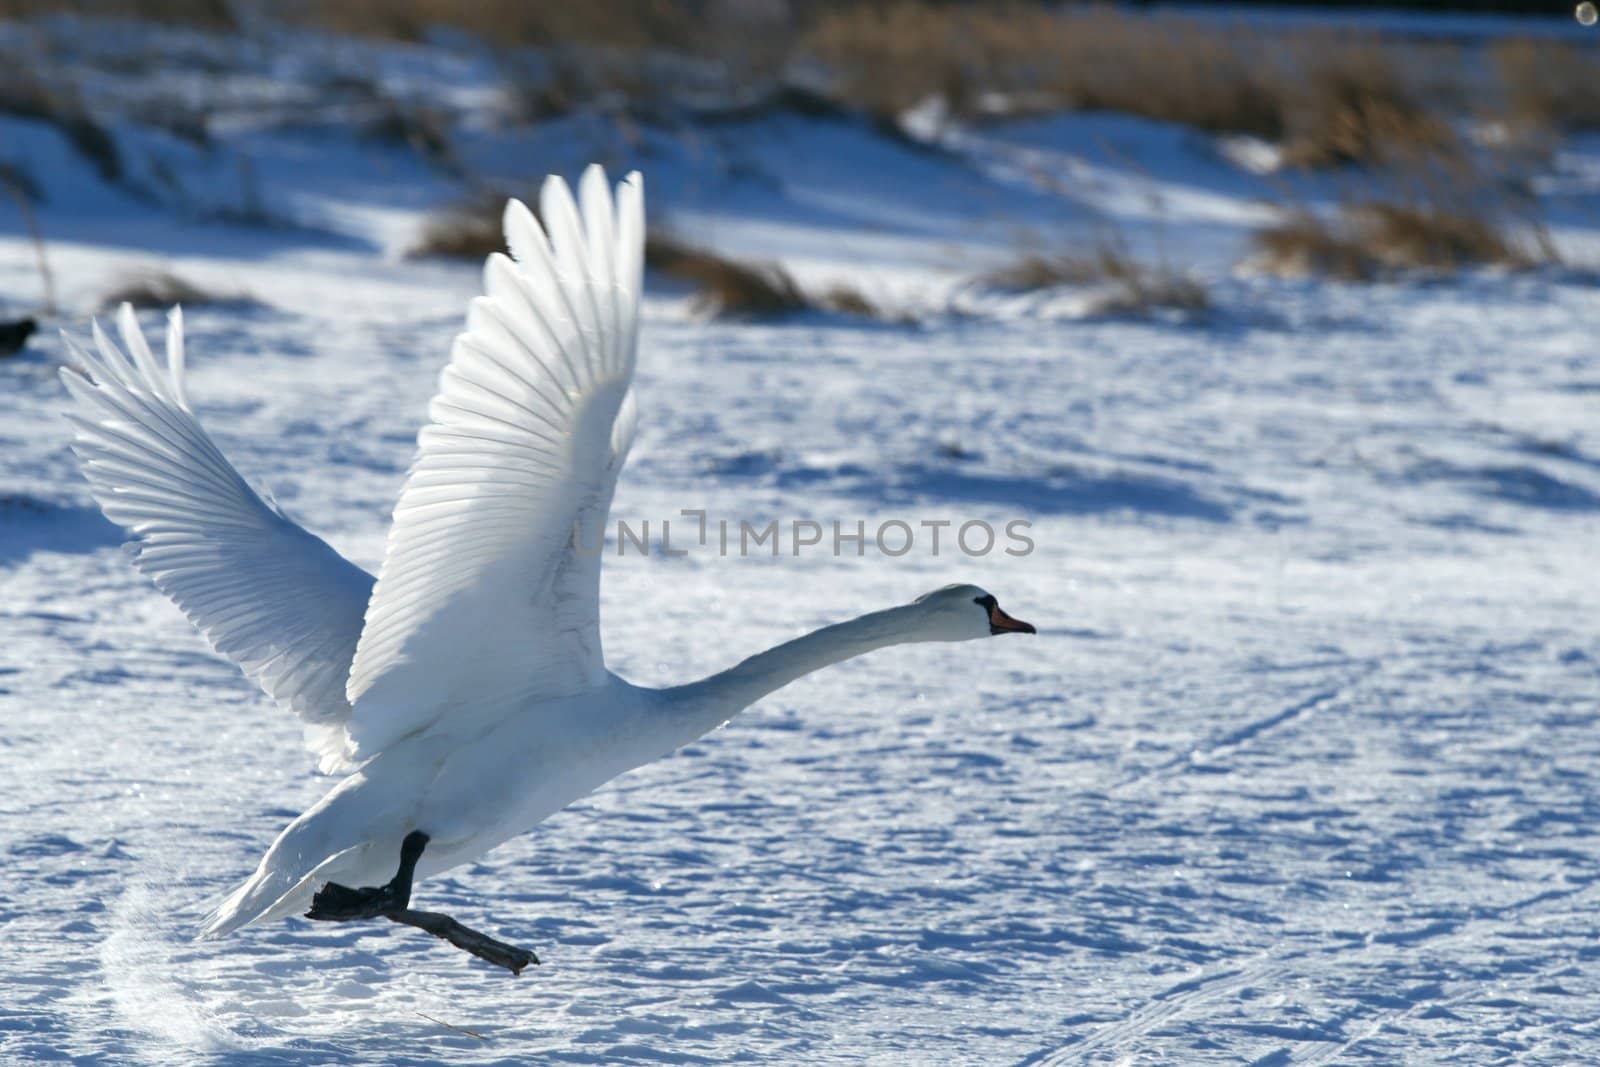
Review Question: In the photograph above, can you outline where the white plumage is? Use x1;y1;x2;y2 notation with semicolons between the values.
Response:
61;165;1033;954
62;305;373;772
343;169;643;761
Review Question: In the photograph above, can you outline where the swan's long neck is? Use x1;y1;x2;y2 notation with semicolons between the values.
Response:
658;602;929;744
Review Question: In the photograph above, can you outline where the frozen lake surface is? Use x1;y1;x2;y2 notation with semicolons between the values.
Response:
2;17;1598;1064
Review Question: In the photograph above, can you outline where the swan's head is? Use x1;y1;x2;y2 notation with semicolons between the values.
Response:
912;584;1036;642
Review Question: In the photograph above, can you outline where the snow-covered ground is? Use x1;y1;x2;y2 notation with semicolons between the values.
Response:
2;12;1599;1065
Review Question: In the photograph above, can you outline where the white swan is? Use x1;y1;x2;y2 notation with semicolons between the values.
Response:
61;166;1035;971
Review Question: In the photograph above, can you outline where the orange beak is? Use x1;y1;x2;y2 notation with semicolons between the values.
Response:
989;604;1036;635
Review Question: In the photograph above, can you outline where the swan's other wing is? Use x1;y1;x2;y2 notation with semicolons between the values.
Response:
60;306;375;773
344;166;644;760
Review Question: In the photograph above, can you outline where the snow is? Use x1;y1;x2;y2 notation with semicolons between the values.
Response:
3;12;1600;1066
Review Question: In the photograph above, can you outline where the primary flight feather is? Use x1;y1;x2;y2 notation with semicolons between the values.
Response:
61;165;1035;972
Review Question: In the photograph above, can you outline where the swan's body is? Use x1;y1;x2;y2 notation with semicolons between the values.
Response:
61;166;1034;961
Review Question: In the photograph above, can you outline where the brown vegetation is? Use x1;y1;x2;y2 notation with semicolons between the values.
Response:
407;192;509;260
803;6;1480;171
801;4;1285;137
646;233;808;317
0;161;55;313
982;253;1104;292
0;69;122;184
0;0;789;58
980;242;1207;316
0;1;1569;183
1494;38;1600;132
100;270;254;310
409;195;880;319
1278;41;1462;169
1254;212;1380;282
1254;199;1553;281
288;0;708;51
2;0;1574;301
292;70;459;170
0;0;717;45
646;233;883;320
0;0;234;25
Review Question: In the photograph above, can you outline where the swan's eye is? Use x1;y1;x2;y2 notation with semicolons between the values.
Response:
974;594;997;609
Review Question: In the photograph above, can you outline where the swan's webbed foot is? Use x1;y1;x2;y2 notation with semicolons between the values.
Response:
304;830;540;974
305;830;427;920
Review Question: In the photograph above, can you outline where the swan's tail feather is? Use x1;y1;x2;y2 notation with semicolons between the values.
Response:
196;870;294;940
199;840;374;940
197;787;380;940
198;866;301;940
197;815;313;939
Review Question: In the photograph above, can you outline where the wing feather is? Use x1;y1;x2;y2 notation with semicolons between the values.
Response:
344;167;644;759
61;307;374;773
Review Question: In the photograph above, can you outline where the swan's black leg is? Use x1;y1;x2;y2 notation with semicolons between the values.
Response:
305;830;540;975
306;830;428;920
386;908;541;975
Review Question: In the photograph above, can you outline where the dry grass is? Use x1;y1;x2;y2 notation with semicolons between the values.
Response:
646;233;809;317
100;270;254;310
979;243;1208;316
1089;270;1208;318
364;99;457;172
409;197;881;320
0;158;41;205
1041;9;1285;139
0;0;691;45
1279;41;1462;170
0;0;786;56
286;0;704;51
0;69;122;184
1495;38;1600;132
802;4;1284;137
0;0;235;25
647;233;884;320
811;284;881;320
800;3;995;125
407;192;510;260
1360;201;1544;271
501;48;663;125
0;161;56;313
1255;199;1553;281
803;5;1477;171
0;0;1543;183
981;252;1111;291
1254;212;1380;282
127;98;212;148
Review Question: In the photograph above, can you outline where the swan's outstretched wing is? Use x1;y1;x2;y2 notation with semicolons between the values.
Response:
343;166;644;760
60;306;375;773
